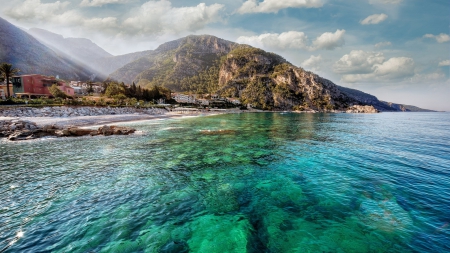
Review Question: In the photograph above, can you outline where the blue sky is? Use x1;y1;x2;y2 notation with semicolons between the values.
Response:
1;0;449;110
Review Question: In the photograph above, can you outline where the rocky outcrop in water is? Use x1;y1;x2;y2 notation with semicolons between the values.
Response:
345;105;379;113
0;106;166;118
1;120;136;141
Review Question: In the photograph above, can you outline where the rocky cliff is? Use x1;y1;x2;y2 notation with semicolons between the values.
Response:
218;46;355;111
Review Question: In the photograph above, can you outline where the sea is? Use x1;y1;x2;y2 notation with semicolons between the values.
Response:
1;112;449;252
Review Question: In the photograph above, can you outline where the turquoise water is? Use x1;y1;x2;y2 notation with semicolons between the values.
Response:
1;112;449;252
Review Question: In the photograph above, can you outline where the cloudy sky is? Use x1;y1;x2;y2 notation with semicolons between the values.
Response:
1;0;449;110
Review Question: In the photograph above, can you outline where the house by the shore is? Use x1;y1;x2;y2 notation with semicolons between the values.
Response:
12;74;74;98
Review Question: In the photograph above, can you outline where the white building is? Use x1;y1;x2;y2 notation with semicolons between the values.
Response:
227;98;241;105
172;93;197;103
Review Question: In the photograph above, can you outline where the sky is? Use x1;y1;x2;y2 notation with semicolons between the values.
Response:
1;0;449;110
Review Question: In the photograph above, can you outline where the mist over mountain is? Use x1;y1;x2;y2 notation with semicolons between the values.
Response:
28;28;112;62
27;27;159;77
0;17;95;80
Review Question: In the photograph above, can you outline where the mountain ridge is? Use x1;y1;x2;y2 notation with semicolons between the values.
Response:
108;34;432;112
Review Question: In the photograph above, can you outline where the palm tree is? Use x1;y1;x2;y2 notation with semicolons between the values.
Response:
0;63;20;98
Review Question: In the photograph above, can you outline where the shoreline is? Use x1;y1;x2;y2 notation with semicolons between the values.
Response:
0;111;229;129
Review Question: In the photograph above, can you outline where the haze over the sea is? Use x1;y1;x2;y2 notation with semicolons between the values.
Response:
1;0;449;111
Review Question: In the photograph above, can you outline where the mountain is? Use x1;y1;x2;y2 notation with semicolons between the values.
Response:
337;86;434;112
109;35;237;91
28;28;112;64
28;28;156;77
0;17;96;80
379;101;435;112
91;50;153;77
109;34;430;111
108;35;361;111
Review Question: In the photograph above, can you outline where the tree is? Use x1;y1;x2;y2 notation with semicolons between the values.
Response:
0;63;20;98
130;82;137;97
87;81;94;95
49;84;69;99
104;82;125;98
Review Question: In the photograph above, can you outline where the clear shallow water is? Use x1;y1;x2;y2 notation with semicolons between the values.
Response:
1;112;449;253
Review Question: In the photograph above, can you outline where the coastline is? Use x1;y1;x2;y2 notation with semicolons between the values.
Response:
0;111;230;129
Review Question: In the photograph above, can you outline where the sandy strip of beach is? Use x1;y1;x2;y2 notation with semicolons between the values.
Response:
0;111;224;128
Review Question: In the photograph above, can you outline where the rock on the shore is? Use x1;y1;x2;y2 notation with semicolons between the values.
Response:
0;106;166;118
98;125;136;136
1;120;137;141
346;105;379;113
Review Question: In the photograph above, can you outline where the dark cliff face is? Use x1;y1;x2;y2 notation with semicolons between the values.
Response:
0;17;95;80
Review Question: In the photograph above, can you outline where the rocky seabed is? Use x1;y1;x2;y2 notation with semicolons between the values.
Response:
0;106;166;118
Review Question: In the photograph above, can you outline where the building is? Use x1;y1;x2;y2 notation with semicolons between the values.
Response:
72;86;84;95
227;98;241;105
12;74;74;98
171;93;197;103
197;99;210;106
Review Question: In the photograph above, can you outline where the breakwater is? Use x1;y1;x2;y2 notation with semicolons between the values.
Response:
0;106;166;118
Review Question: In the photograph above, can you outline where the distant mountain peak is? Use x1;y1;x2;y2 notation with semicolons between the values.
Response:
0;17;95;80
27;27;112;61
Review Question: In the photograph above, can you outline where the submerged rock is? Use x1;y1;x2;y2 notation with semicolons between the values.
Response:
200;129;237;135
187;214;251;253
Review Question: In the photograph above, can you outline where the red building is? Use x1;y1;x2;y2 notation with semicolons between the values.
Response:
12;75;74;98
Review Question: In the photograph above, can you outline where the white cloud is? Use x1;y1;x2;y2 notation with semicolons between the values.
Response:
80;0;130;7
333;50;385;74
6;0;224;36
237;0;324;14
360;13;388;25
423;33;450;43
334;50;415;83
237;29;345;51
8;0;70;20
374;57;415;79
7;0;119;30
122;1;224;35
236;31;309;50
312;29;346;50
369;0;402;5
301;55;322;72
374;41;392;48
409;71;447;83
439;60;450;66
